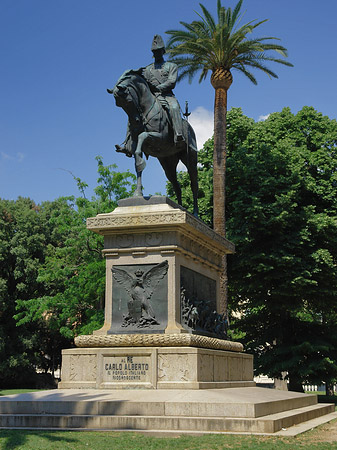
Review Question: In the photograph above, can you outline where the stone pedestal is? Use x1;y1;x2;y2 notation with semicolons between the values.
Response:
59;345;254;390
59;196;254;389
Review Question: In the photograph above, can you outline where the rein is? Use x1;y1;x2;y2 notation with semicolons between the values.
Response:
124;76;161;130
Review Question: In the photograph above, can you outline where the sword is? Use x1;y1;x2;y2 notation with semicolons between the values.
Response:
183;101;191;155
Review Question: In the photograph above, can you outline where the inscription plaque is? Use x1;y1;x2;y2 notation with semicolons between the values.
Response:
103;355;151;382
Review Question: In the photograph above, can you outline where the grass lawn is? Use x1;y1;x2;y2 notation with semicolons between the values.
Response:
0;390;336;449
0;426;337;450
0;389;45;396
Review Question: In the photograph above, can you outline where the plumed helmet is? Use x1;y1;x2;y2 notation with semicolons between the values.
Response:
151;34;166;53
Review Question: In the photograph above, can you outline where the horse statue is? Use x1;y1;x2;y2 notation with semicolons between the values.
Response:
108;70;199;217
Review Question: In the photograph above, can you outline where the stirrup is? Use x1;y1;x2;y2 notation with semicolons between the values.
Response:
174;134;185;147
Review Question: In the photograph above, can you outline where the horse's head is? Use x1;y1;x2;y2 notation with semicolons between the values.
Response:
108;71;154;127
109;71;141;108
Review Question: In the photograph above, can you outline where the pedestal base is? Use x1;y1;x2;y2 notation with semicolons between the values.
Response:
59;344;254;390
0;388;335;434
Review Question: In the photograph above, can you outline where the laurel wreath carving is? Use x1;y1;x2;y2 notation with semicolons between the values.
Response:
74;333;243;352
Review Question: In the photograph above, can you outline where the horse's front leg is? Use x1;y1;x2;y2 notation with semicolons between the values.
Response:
134;171;143;197
133;132;161;197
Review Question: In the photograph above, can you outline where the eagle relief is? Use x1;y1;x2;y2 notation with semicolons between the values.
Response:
111;260;168;328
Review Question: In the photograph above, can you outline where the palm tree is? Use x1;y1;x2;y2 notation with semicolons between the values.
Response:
166;0;292;316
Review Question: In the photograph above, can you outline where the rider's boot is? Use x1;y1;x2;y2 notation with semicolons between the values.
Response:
115;143;133;158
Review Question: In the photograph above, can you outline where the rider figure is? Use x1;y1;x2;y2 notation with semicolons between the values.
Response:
116;35;185;156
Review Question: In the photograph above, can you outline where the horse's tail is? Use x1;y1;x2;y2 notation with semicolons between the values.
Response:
184;120;197;153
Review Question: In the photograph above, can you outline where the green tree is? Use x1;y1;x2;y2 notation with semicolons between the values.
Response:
166;0;292;234
0;158;136;387
227;107;337;392
16;158;136;342
166;0;292;315
0;197;70;387
167;107;254;227
172;107;337;391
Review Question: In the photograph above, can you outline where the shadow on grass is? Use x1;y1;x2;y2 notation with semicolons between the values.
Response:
0;430;78;450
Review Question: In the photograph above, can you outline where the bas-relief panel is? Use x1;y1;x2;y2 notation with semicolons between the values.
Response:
108;262;168;334
158;354;193;382
69;355;97;382
180;266;228;339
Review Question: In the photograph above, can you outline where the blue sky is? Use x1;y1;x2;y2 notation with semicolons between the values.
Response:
1;0;337;203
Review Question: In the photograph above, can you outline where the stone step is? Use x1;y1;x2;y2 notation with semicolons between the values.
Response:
0;387;318;418
0;395;317;418
0;403;334;433
0;388;333;434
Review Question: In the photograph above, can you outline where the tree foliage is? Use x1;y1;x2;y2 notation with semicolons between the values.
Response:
0;197;70;387
0;158;135;387
166;1;293;319
165;0;292;233
170;106;337;390
166;0;292;85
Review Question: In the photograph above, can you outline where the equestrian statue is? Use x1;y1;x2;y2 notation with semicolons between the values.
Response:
107;35;199;216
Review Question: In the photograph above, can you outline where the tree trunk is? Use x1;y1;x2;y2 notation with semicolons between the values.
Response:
212;86;228;237
211;68;232;318
325;382;334;396
288;375;304;393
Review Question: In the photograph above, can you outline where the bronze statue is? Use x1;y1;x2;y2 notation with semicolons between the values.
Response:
108;35;199;217
116;35;184;152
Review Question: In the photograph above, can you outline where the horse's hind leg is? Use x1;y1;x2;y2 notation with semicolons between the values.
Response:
158;155;181;205
180;148;199;217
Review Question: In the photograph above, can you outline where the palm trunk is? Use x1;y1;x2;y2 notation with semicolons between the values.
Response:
213;86;228;237
213;87;228;317
211;68;232;318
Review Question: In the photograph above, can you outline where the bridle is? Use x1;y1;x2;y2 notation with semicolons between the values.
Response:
118;74;161;130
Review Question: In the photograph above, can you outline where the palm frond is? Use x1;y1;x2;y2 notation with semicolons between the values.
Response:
197;3;217;33
250;19;269;31
175;62;205;83
237;59;279;78
179;20;203;35
231;0;243;27
199;66;210;82
226;6;232;29
165;1;292;86
166;30;196;47
217;0;223;22
235;65;258;84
